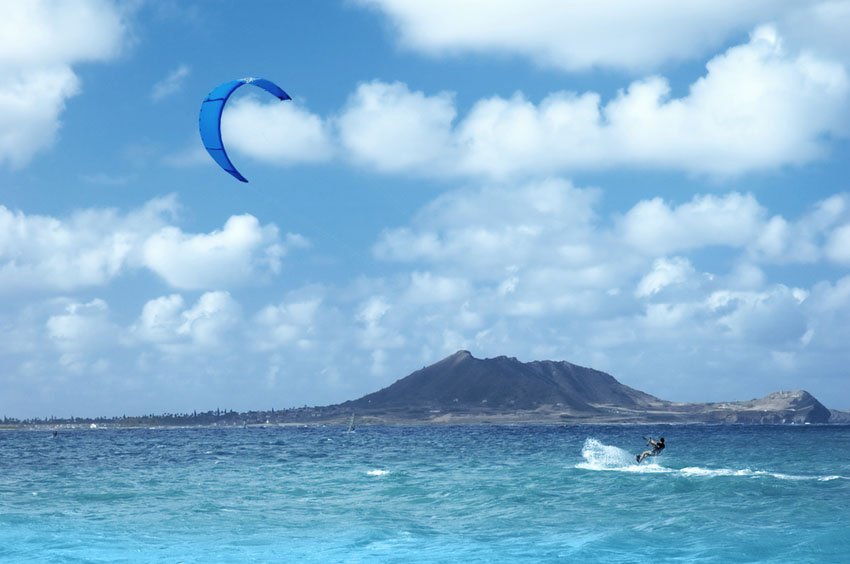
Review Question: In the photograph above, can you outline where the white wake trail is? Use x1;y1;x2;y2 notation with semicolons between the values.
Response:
577;438;848;481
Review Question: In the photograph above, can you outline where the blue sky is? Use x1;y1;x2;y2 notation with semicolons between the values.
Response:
2;0;850;418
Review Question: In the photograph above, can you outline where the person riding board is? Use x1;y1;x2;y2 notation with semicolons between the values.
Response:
636;436;665;463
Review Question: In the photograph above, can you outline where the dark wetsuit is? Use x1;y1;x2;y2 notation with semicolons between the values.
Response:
636;439;665;463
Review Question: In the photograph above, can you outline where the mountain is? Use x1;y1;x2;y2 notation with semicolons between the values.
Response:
335;351;834;424
342;350;661;416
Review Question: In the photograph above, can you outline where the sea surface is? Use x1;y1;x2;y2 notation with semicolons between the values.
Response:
1;424;848;563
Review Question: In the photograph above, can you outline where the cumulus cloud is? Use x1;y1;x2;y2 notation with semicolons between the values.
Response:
0;196;176;293
133;291;241;352
132;294;186;345
403;271;471;304
0;67;81;168
0;0;125;66
377;179;638;322
251;288;329;353
142;215;291;289
616;191;850;264
356;295;401;350
749;193;850;264
337;81;456;173
336;28;849;178
635;257;696;298
825;224;850;264
375;178;603;274
778;1;850;66
600;26;850;173
47;299;114;352
223;97;333;165
46;298;118;373
372;181;833;318
709;286;809;346
373;182;850;338
0;196;303;293
178;291;242;349
619;193;766;256
0;0;127;168
356;0;789;72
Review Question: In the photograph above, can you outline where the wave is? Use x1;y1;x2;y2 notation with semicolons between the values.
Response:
577;438;847;481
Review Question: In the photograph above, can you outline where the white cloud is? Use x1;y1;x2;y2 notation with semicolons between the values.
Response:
133;291;241;352
618;192;850;264
403;271;471;304
375;179;639;323
0;67;81;168
178;291;241;349
0;196;302;293
635;257;696;298
619;193;766;255
0;196;176;293
335;28;849;178
375;178;602;274
337;81;456;173
356;0;789;72
133;294;186;345
223;97;333;165
825;224;850;264
749;193;850;264
142;214;294;290
356;295;399;350
809;275;850;316
46;298;117;373
714;286;809;346
46;298;114;353
0;0;127;168
0;0;126;66
151;64;190;101
778;1;850;67
252;294;323;351
599;26;850;174
724;262;766;291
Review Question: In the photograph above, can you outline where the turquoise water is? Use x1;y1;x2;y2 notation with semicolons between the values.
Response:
2;425;848;562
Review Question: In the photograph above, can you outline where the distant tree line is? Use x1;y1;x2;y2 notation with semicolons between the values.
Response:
3;405;349;428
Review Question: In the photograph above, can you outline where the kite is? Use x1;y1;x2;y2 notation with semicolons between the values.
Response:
198;77;291;182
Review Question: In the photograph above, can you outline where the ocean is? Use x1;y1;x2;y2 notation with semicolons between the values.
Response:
2;424;848;563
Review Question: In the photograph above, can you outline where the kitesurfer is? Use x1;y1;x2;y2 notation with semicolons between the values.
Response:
636;436;664;463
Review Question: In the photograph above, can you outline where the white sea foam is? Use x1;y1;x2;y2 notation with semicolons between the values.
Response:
679;467;847;481
367;469;389;476
577;438;668;473
578;438;848;481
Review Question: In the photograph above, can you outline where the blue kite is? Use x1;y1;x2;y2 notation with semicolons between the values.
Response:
198;77;291;182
